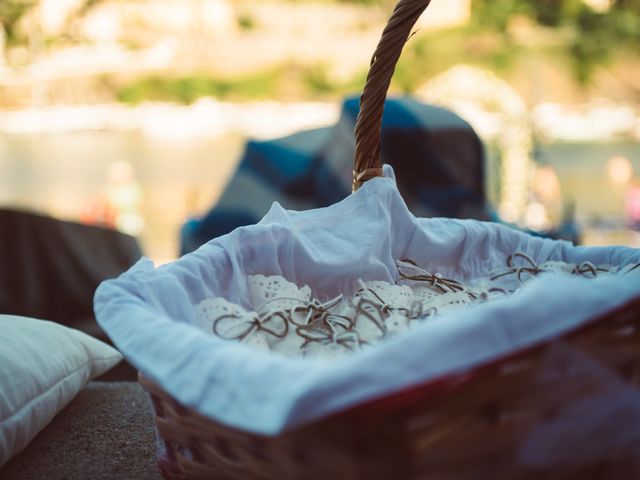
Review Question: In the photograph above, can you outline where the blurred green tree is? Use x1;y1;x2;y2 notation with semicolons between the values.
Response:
472;0;533;31
0;0;34;44
530;0;583;27
473;0;640;83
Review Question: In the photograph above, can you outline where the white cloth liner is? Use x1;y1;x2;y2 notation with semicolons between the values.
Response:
95;166;640;437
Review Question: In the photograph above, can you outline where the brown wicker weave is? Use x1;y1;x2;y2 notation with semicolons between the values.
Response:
140;1;640;478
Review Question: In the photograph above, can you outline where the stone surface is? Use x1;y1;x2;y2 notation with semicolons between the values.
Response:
0;382;161;480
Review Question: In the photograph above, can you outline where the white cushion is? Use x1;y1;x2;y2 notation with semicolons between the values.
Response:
0;315;123;466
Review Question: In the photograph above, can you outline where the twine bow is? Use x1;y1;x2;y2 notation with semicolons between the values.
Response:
574;261;598;277
213;294;354;346
299;285;403;349
353;296;389;338
351;279;436;332
210;253;639;354
297;320;361;352
490;252;541;283
213;310;289;342
290;294;352;329
491;252;620;284
397;259;465;293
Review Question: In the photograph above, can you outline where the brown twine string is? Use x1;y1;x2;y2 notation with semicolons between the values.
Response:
251;294;349;329
487;287;510;296
297;324;361;352
574;261;612;277
212;293;361;351
212;254;635;350
397;258;465;294
212;311;289;342
407;300;438;320
297;295;353;330
576;262;597;277
353;280;414;321
627;263;640;274
298;286;401;350
489;252;624;284
490;252;541;283
222;257;633;351
325;315;353;331
255;296;311;319
353;297;389;337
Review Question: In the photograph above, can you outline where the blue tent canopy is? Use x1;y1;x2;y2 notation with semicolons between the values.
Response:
181;96;490;254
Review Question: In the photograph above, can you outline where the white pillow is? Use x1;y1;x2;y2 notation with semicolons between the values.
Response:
0;315;123;466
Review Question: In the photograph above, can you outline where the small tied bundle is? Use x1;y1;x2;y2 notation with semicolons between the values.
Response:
196;254;640;360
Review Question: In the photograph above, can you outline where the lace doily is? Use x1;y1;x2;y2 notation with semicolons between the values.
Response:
195;253;639;361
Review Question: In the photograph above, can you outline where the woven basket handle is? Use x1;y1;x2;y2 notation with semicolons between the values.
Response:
353;0;433;191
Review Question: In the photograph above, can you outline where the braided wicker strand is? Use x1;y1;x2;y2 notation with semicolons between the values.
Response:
353;0;433;191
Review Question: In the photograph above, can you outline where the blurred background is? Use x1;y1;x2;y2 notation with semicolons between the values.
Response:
1;0;639;263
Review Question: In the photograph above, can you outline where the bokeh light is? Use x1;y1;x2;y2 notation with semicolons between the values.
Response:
606;155;634;186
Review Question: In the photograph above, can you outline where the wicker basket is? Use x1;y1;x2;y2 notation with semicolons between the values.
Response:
138;1;640;478
140;298;640;479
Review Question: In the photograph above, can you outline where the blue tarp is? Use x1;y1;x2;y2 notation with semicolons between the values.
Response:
181;96;491;254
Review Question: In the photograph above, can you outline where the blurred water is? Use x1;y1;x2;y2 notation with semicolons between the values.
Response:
0;131;245;262
538;141;640;219
1;132;638;262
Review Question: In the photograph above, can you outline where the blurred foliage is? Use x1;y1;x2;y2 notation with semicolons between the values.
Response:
392;27;521;93
116;71;279;104
236;13;256;31
115;65;367;104
570;4;640;82
301;64;336;94
0;0;103;44
286;0;391;4
0;0;34;43
471;0;534;31
283;0;640;89
473;0;640;83
96;0;640;103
